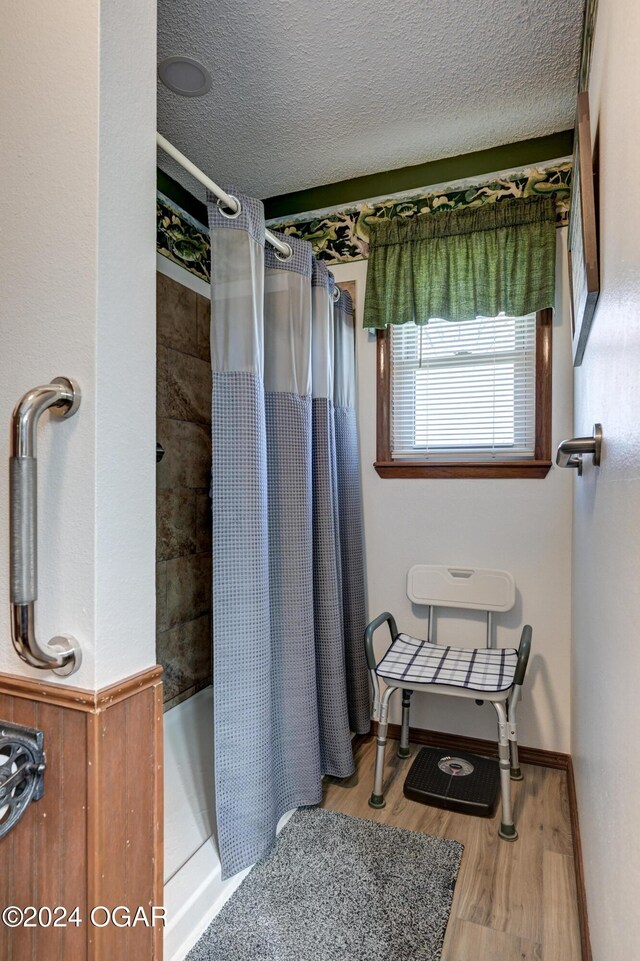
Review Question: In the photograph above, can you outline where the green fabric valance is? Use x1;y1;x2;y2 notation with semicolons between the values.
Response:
363;195;557;328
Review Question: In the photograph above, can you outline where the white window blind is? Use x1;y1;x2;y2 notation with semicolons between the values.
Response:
390;313;537;461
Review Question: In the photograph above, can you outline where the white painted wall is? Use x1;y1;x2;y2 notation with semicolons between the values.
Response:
571;0;640;956
95;0;157;687
333;232;574;752
0;0;156;689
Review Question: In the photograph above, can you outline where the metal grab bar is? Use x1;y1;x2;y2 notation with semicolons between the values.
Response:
556;423;602;476
10;378;82;676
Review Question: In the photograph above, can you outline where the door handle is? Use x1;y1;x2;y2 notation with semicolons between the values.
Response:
555;423;602;476
9;378;82;676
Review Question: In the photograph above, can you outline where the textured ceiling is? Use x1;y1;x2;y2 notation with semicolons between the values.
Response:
157;0;584;202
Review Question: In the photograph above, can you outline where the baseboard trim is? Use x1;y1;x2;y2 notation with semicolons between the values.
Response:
566;756;592;961
367;721;591;960
369;721;571;769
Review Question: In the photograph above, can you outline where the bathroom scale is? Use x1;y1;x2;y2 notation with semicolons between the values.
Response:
403;746;500;817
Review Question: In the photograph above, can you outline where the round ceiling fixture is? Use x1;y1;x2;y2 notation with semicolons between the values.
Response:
158;57;212;97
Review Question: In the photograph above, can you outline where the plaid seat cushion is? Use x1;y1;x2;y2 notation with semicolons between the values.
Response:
376;633;518;693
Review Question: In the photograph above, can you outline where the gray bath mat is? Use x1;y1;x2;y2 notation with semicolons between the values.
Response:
186;807;463;961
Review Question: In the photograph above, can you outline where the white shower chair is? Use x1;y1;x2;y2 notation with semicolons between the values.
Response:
364;565;532;840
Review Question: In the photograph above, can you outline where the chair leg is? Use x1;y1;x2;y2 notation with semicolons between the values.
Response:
369;686;396;809
493;700;518;841
508;685;523;781
397;689;412;758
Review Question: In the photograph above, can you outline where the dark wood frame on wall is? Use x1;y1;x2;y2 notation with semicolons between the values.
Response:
375;308;553;479
568;90;600;367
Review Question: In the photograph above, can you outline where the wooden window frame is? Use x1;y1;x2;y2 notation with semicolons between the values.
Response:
375;308;553;479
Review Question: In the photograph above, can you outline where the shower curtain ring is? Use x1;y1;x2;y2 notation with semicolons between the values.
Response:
274;243;294;262
217;194;242;219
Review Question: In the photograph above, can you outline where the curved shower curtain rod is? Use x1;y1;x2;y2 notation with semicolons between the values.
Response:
157;133;341;299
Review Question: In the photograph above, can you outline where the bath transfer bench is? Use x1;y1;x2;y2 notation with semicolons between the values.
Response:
364;566;532;840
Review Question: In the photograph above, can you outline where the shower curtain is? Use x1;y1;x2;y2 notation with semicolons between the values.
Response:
208;192;369;879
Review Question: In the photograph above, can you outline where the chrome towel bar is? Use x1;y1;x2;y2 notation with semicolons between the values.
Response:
9;378;82;676
556;423;602;476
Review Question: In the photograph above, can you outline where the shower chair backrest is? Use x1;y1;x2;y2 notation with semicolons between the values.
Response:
407;565;515;611
407;565;516;648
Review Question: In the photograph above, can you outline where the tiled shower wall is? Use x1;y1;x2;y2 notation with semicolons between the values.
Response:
156;272;212;710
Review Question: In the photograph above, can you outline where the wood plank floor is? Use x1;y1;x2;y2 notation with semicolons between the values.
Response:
321;736;581;961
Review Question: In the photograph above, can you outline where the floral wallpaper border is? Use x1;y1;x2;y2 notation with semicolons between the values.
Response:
157;161;572;276
157;192;210;284
267;162;572;265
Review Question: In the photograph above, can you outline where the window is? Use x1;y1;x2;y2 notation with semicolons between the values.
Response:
375;309;552;478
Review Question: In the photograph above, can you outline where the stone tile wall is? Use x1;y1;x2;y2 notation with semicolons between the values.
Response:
156;272;212;710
